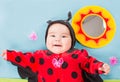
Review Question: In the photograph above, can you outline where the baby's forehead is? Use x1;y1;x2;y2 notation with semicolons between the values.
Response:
48;24;70;34
49;23;69;30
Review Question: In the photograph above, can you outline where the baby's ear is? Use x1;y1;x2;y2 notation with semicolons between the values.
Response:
47;20;52;24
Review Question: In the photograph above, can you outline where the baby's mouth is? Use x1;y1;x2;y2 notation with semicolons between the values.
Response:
54;44;62;47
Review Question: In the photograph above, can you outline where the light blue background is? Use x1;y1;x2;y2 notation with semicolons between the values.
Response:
0;0;120;80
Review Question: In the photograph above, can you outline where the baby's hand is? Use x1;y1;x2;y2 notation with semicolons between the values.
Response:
99;63;110;75
1;50;7;60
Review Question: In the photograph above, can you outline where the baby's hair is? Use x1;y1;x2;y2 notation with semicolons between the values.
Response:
47;20;52;24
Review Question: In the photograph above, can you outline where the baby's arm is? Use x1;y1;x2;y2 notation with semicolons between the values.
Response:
1;50;37;72
79;49;110;75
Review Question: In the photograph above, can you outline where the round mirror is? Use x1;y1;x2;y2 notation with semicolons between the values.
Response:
71;5;116;48
82;15;106;38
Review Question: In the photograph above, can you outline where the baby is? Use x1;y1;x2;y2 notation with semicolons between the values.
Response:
1;12;110;82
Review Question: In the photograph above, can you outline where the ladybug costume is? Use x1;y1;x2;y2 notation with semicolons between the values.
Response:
6;12;104;82
7;49;103;82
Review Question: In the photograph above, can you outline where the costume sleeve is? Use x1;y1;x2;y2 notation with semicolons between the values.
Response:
79;49;104;74
6;50;38;72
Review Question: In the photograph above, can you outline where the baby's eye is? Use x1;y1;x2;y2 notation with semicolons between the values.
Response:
62;36;67;38
50;35;55;37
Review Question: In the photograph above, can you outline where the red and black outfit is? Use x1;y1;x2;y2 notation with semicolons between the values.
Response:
7;49;103;82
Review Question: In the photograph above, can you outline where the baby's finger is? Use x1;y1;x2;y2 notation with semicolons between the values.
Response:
1;52;5;57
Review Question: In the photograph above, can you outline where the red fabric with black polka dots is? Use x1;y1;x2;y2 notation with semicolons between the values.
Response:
7;49;103;82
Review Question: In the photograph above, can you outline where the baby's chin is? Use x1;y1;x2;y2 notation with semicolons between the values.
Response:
48;47;70;54
51;50;66;54
52;51;63;54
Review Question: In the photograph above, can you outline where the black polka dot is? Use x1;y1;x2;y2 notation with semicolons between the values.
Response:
71;71;78;79
15;56;21;63
62;61;68;69
39;58;44;65
72;54;78;59
30;56;35;63
93;60;99;63
42;77;45;82
47;68;53;75
85;62;90;68
56;79;60;82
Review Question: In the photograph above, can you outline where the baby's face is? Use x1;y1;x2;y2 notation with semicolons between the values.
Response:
46;23;72;54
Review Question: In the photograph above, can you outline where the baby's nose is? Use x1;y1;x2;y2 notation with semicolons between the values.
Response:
55;37;61;41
